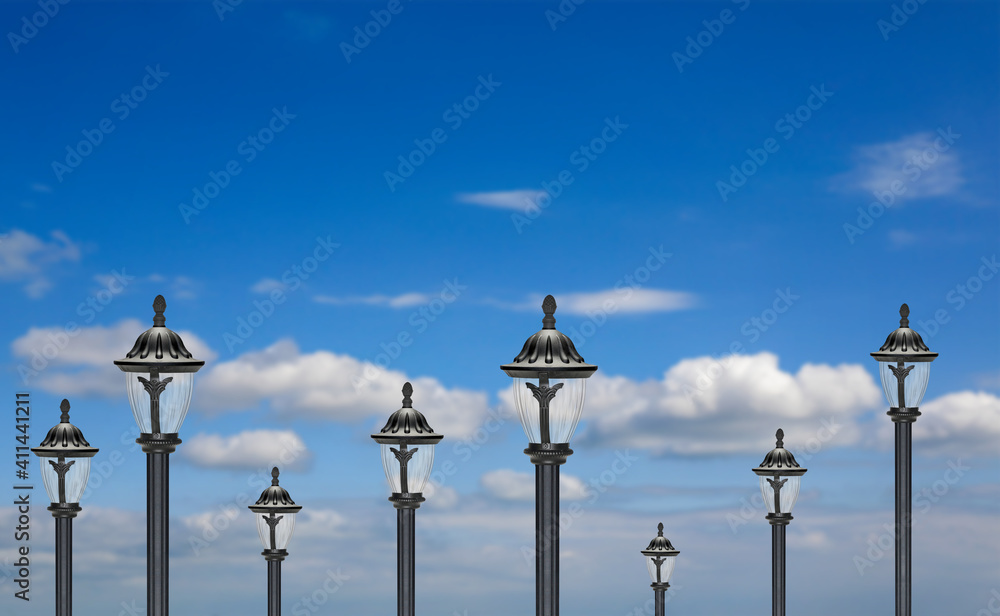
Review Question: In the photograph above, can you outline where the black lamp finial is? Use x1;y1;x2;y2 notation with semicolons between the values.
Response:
657;522;664;535
402;382;413;408
899;303;910;327
153;295;167;327
60;399;70;423
271;467;280;486
775;428;784;448
542;295;557;329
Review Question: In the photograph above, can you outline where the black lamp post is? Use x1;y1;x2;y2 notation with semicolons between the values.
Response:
501;295;597;616
640;523;679;616
372;382;443;616
249;467;302;616
871;303;937;616
114;295;204;616
752;429;806;616
32;399;98;616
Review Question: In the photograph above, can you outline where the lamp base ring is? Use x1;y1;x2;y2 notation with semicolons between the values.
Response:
262;549;287;562
887;407;921;423
48;502;81;518
137;433;181;454
765;512;793;526
389;492;425;509
525;442;573;465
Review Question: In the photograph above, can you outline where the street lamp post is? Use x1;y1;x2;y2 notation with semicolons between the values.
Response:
501;295;597;616
249;467;302;616
372;382;443;616
752;429;806;616
114;295;204;616
32;399;98;616
640;523;679;616
871;303;937;616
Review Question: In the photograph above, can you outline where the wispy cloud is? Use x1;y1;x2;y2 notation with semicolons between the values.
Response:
0;228;81;298
481;469;588;501
456;189;547;212
836;131;964;201
314;292;430;308
251;277;288;294
488;289;697;315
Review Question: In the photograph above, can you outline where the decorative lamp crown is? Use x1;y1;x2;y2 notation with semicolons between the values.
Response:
501;295;597;379
114;295;205;373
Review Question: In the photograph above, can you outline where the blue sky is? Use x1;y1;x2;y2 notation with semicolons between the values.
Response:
1;1;998;615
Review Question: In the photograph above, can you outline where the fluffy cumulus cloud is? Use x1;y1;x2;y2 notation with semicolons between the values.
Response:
183;429;312;471
879;390;1000;456
196;339;490;438
481;469;588;501
567;352;883;455
10;319;216;395
0;228;81;297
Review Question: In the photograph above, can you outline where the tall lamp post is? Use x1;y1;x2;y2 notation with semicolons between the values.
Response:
249;467;302;616
752;429;806;616
372;382;443;616
32;399;98;616
640;523;679;616
114;295;204;616
871;303;936;616
501;295;597;616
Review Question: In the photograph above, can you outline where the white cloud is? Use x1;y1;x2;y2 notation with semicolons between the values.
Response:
837;131;963;202
568;352;882;455
313;292;431;308
183;429;312;471
456;189;548;212
251;277;288;294
197;339;490;438
481;469;588;501
0;228;81;297
878;390;1000;456
10;319;216;395
541;289;696;314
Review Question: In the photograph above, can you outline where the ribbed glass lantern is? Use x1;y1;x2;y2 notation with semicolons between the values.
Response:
753;429;807;517
641;523;679;586
32;399;98;510
871;304;937;409
114;295;204;436
501;295;597;446
249;467;302;552
372;383;443;499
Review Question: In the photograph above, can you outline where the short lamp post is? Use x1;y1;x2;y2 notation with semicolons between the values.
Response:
249;467;302;616
114;295;204;616
372;382;443;616
871;303;937;616
32;399;98;616
753;429;806;616
640;523;679;616
501;295;597;616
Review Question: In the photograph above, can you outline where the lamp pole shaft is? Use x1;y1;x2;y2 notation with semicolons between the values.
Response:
55;516;72;616
895;421;912;616
397;507;415;616
654;588;665;616
772;523;785;616
536;463;559;616
147;452;169;616
268;560;281;616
